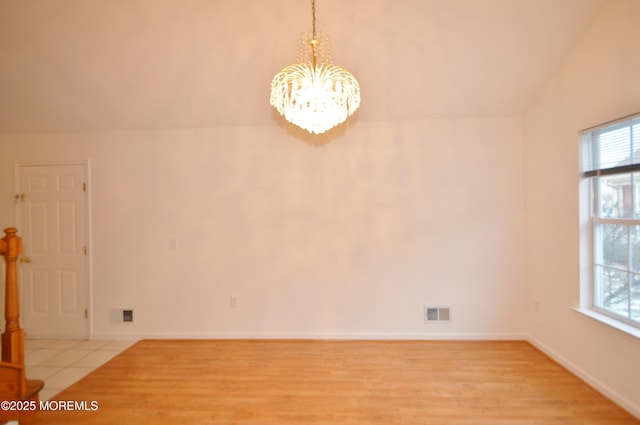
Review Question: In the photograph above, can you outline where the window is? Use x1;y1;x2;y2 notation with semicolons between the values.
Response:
581;112;640;329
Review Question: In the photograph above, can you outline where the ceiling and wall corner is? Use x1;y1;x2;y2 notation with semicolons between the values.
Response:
0;0;605;134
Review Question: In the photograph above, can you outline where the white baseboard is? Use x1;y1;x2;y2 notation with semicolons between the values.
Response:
527;335;640;420
90;331;527;341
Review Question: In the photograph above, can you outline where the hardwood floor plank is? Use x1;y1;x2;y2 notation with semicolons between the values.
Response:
29;340;640;424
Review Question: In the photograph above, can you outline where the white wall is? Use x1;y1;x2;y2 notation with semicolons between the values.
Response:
0;116;525;340
524;0;640;417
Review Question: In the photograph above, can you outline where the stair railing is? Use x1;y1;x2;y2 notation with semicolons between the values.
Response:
0;227;24;365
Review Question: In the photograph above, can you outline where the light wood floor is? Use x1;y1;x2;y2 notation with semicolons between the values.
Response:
29;340;639;424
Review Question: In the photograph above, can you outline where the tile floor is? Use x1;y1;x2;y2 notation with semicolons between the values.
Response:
24;338;138;401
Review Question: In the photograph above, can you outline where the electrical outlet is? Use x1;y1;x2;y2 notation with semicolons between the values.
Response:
230;296;238;308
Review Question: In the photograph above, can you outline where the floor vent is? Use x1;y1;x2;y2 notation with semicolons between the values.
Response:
424;306;451;323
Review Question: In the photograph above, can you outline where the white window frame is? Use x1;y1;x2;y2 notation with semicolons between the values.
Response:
579;112;640;338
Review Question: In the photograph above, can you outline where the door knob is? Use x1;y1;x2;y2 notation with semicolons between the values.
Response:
20;257;32;264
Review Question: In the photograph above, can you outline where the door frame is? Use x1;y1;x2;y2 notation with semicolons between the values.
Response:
14;160;93;338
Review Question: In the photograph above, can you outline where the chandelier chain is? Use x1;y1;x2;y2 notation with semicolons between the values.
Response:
311;0;316;38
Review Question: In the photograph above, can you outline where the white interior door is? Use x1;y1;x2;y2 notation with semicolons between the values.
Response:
18;163;89;338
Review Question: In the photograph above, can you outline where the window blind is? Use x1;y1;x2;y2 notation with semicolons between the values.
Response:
581;112;640;177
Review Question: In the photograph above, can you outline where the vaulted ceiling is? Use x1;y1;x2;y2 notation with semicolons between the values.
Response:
0;0;605;134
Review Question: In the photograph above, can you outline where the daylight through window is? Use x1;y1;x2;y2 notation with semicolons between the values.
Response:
581;112;640;328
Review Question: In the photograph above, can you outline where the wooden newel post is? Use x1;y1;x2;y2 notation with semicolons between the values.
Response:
0;227;25;365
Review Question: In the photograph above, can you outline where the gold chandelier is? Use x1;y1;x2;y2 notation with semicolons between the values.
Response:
270;0;361;135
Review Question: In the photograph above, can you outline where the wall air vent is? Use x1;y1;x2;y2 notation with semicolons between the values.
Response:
111;308;135;325
424;306;451;323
